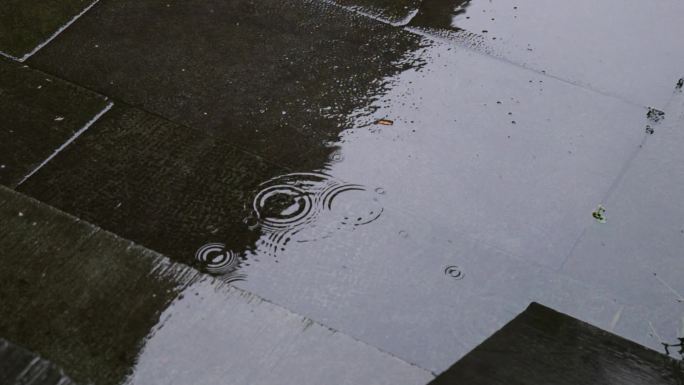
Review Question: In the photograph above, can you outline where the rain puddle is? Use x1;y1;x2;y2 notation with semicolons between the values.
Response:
195;172;383;280
249;172;383;258
4;0;684;381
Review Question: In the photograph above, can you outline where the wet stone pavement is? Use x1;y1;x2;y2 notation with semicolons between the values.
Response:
429;303;684;384
1;0;684;383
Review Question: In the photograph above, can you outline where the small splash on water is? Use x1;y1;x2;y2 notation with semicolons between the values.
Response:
444;265;465;280
250;172;383;257
195;243;241;275
330;150;344;163
242;215;259;230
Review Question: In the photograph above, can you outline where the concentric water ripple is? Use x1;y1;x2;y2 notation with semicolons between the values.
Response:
253;184;314;230
444;265;465;280
195;243;241;275
251;172;384;257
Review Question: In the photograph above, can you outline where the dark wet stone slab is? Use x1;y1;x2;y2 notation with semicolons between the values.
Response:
17;104;289;271
403;0;684;107
27;0;423;169
0;186;190;385
0;189;211;383
0;0;93;59
429;303;684;384
0;338;76;385
0;57;109;188
0;186;431;385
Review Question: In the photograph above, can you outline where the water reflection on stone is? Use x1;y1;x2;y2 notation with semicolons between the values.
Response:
408;0;472;31
195;172;384;280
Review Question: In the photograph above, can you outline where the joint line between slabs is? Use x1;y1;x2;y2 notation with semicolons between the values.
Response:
16;102;114;187
0;0;102;63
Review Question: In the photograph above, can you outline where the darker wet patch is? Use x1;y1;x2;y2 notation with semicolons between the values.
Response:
662;339;684;359
430;303;684;384
0;58;108;188
407;0;472;31
0;338;76;385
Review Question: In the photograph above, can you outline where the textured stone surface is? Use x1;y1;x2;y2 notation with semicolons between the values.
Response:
429;303;684;384
0;0;93;58
0;57;108;188
0;186;431;385
18;16;682;373
3;0;684;380
0;338;76;385
27;0;423;169
17;104;287;271
339;0;684;107
0;186;188;385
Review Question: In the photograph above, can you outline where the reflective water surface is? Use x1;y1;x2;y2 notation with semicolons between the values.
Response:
2;0;684;382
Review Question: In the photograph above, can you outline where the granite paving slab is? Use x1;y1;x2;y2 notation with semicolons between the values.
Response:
0;57;109;188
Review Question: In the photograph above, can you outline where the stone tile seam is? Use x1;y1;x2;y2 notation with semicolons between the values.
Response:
1;186;102;262
1;0;669;110
555;103;680;273
14;102;114;188
12;0;655;160
0;186;437;378
316;0;651;110
0;0;102;62
1;0;650;111
11;62;323;176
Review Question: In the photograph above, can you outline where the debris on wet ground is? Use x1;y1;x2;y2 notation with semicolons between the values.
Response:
646;125;655;135
677;78;684;91
376;118;394;125
592;205;607;223
648;321;684;360
647;107;666;123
